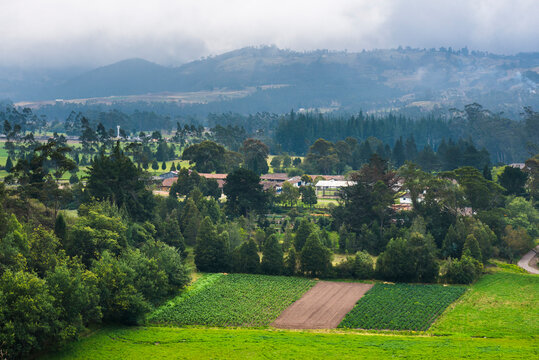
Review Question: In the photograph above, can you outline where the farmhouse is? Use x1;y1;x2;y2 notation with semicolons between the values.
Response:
315;179;356;197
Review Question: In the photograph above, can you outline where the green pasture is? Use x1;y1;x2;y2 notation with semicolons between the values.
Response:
43;267;538;359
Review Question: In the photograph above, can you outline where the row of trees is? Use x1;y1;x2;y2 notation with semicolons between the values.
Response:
274;104;538;163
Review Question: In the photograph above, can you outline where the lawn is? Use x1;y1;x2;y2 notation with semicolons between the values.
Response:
148;273;316;327
42;326;535;360
339;283;466;331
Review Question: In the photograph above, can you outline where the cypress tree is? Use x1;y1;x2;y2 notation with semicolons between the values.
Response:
261;234;284;275
300;233;332;277
5;156;13;172
161;161;167;170
284;246;298;276
294;218;312;251
54;213;67;241
463;234;482;261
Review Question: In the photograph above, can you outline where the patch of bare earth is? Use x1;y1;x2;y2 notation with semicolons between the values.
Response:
271;281;373;329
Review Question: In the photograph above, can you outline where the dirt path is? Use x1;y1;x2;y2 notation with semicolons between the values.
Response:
271;281;373;329
517;245;539;274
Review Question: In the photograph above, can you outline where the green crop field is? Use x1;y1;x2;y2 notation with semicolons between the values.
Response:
148;273;316;327
339;283;466;331
41;268;539;359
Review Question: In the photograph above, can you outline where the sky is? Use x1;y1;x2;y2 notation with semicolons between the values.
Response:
1;0;538;68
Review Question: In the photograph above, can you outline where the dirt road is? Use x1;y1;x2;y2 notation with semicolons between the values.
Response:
271;281;373;329
517;245;539;274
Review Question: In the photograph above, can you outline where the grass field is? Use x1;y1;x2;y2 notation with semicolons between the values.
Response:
42;326;535;360
148;274;316;327
430;269;539;338
41;267;538;359
339;283;466;331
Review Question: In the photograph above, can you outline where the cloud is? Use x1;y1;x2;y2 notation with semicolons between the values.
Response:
0;0;538;68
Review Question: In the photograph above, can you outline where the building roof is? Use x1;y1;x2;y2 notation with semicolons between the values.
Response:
315;180;356;188
198;173;228;180
162;177;178;188
261;173;289;181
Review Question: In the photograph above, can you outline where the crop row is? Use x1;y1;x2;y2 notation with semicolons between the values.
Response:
148;273;316;327
339;283;466;331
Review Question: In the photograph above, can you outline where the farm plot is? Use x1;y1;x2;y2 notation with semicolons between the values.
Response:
272;281;373;329
339;283;466;331
148;273;316;327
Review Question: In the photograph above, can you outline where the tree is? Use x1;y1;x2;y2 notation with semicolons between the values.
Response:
223;168;267;217
151;160;159;170
304;138;339;174
440;255;483;284
498;166;528;196
27;226;60;277
376;232;439;283
54;213;67;241
66;203;127;266
270;156;281;171
335;250;374;279
502;225;533;262
284;246;298;275
280;181;300;207
261;234;284;275
463;234;482;261
294;218;313;251
241;138;269;175
195;217;230;272
300;233;332;277
182;140;231;173
85;143;155;222
233;239;259;274
45;258;101;344
4;156;13;172
161;161;167;170
336;155;396;233
300;185;317;208
0;270;60;359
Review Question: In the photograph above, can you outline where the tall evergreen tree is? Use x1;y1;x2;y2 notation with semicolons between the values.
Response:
261;234;284;275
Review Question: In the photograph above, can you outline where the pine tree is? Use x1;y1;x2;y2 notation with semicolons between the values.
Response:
482;164;492;180
194;217;229;272
170;162;177;171
284;246;297;276
300;233;332;277
294;218;312;251
5;156;13;172
463;234;482;261
54;213;67;241
236;239;260;274
261;234;284;275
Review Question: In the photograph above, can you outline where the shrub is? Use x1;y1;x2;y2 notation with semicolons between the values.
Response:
335;251;374;279
440;255;483;284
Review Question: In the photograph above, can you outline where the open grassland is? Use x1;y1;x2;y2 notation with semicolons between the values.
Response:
42;268;539;359
429;270;539;338
148;274;316;327
42;326;535;360
339;284;466;331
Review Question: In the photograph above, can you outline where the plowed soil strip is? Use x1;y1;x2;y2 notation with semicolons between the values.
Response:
271;281;374;329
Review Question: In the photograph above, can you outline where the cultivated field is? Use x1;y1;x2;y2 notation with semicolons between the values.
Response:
42;267;539;359
148;273;316;327
339;283;466;331
272;281;373;329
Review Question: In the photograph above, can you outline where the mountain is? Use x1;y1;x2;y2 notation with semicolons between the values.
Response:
3;46;539;116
